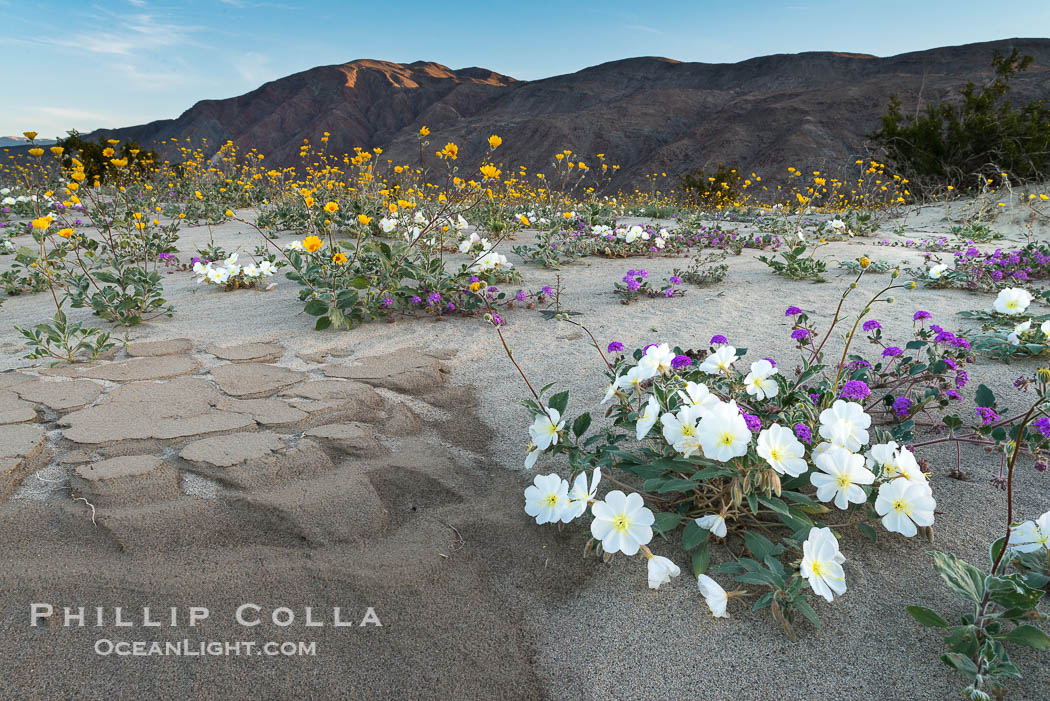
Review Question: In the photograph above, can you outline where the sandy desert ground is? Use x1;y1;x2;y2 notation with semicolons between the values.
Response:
0;202;1048;699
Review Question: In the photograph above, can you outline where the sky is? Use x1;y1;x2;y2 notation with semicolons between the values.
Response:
1;0;1048;137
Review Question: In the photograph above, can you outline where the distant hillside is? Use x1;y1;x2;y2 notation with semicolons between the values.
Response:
77;38;1050;186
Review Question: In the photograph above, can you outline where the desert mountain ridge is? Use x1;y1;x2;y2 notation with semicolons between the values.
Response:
59;38;1050;185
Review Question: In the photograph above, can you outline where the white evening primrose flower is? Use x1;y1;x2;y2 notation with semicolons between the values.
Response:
818;399;871;452
697;575;729;618
929;263;948;279
646;555;681;589
601;376;620;404
284;240;304;251
698;345;737;375
524;474;569;524
875;478;936;537
756;423;808;477
590;490;654;556
811;445;875;509
800;526;846;603
524;443;540;470
888;446;927;484
695;513;727;538
563;468;601;521
744;359;778;400
636;395;660;440
1008;319;1031;345
993;287;1033;316
697;400;751;462
528;407;564;451
1042;320;1050;337
661;404;704;457
678;381;720;414
206;267;226;285
243;264;260;278
379;217;397;233
258;260;276;276
639;343;675;376
617;364;652;391
865;441;900;475
1008;511;1050;552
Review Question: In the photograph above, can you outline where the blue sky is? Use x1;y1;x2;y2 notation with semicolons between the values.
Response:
1;0;1048;137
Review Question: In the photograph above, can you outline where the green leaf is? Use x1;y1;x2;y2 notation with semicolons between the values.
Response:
906;605;949;628
1002;625;1050;650
303;299;328;316
652;512;682;535
548;390;569;417
314;315;332;331
858;522;879;544
931;551;986;603
691;542;710;577
975;384;996;409
572;413;591;439
941;652;979;681
742;531;781;561
794;598;821;628
682;520;710;551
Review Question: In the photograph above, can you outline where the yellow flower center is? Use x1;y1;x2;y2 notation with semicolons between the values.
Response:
836;474;852;488
769;448;781;461
892;499;911;515
718;432;735;447
542;494;559;508
612;514;631;534
810;560;826;577
681;425;695;437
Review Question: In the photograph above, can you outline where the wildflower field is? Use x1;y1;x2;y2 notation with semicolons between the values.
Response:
2;130;1050;700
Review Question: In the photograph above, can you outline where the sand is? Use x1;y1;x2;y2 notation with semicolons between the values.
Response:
0;200;1049;699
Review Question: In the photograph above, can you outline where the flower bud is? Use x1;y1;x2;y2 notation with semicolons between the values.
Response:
859;256;870;268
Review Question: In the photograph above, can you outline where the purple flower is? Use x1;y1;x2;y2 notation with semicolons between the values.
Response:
427;292;442;304
785;306;802;316
541;285;554;296
1033;417;1050;437
607;341;624;353
668;275;682;285
809;392;821;405
742;413;761;432
892;396;912;417
976;407;999;425
445;302;456;311
515;290;527;302
671;354;692;370
627;279;641;292
663;288;675;298
913;310;931;321
952;337;971;350
945;390;961;401
839;380;871;400
710;334;728;345
410;296;422;304
935;331;956;345
956;371;968;388
791;328;810;342
862;320;881;332
793;423;812;444
882;346;903;358
763;357;777;368
381;297;393;307
491;313;504;326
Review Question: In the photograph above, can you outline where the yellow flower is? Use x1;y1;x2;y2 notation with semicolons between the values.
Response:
469;281;483;292
859;256;871;268
304;196;315;207
487;134;502;149
110;158;127;167
225;209;234;217
302;235;323;252
102;147;115;158
57;228;74;238
332;252;347;265
480;164;501;180
31;215;52;230
323;201;339;214
419;126;430;136
437;142;458;160
50;146;64;156
22;131;37;140
28;147;44;157
107;139;119;145
357;214;372;226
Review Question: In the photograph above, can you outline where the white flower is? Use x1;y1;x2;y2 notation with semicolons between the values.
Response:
258;260;276;276
1008;319;1031;345
379;217;398;233
818;400;871;452
865;441;900;474
223;253;239;267
800;526;846;603
458;238;473;253
590;490;655;556
636;395;660;440
455;214;469;230
695;513;727;538
601;377;620;404
678;381;720;413
698;345;737;374
697;575;729;618
413;211;427;225
639;343;675;376
744;359;778;400
993;287;1033;316
528;407;564;451
524;474;569;525
756;424;808;477
646;555;681;589
697;400;751;462
1007;511;1050;553
811;445;875;509
929;263;948;279
875;478;936;537
524;443;540;469
243;264;260;278
206;267;227;285
829;218;846;231
660;404;704;457
1042;320;1050;337
563;468;601;521
619;364;653;390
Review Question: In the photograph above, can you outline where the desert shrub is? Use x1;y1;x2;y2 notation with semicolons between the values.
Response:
677;164;744;206
870;49;1050;195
